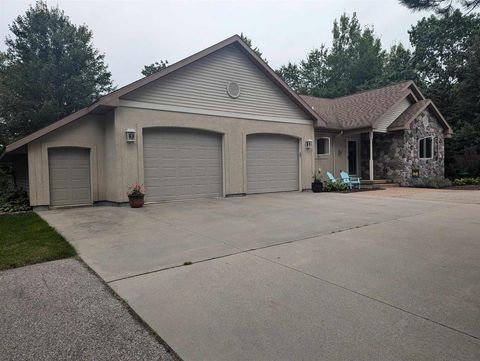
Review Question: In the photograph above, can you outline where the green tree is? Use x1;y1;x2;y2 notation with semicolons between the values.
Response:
141;60;169;76
409;10;480;128
324;13;385;97
299;46;329;96
378;43;418;86
276;13;386;98
399;0;479;14
409;10;480;175
276;62;302;92
239;33;267;62
0;1;113;148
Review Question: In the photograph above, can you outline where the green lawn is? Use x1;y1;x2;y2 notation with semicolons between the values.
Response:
0;212;76;270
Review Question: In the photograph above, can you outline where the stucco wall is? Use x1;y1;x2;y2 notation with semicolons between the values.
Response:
314;131;361;180
361;110;445;184
27;107;315;206
113;107;315;202
27;114;106;206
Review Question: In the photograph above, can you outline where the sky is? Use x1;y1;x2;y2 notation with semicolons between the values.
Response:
0;0;434;88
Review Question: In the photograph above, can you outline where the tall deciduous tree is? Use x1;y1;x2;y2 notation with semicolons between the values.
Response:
324;13;385;97
381;43;417;85
0;1;113;148
409;10;480;128
239;33;267;62
276;13;386;98
141;60;169;76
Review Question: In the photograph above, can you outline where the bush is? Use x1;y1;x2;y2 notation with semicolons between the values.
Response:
0;167;31;213
409;176;452;189
452;177;480;186
323;181;347;192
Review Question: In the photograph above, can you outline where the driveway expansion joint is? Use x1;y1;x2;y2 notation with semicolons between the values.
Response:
249;251;480;342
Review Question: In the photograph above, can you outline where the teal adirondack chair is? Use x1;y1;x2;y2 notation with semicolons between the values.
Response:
326;171;338;183
340;171;361;189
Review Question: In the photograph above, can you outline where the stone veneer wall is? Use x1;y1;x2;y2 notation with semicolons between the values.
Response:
361;109;445;185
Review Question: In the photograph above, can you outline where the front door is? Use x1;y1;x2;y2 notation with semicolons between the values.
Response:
347;140;358;175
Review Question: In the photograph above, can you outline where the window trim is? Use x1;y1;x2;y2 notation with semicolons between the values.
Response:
418;136;434;160
315;136;331;157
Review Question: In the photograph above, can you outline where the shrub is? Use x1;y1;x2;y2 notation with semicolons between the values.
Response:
452;177;480;186
323;181;347;192
0;167;31;213
409;176;452;189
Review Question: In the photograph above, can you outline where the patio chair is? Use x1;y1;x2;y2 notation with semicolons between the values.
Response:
340;171;361;189
326;171;338;183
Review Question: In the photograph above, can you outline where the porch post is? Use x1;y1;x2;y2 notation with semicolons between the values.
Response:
369;130;374;181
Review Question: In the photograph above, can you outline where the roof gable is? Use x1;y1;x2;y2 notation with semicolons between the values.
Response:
121;43;312;123
3;35;322;156
388;99;453;135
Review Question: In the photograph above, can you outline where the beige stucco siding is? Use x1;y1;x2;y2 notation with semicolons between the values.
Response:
27;114;106;206
26;107;314;206
314;131;361;179
114;106;315;202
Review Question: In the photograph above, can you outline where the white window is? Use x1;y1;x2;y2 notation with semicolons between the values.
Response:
316;137;330;156
419;137;434;159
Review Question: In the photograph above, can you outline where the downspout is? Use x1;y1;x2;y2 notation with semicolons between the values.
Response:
333;130;343;175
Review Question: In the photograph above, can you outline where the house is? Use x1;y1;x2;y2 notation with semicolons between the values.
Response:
0;35;452;208
302;83;453;185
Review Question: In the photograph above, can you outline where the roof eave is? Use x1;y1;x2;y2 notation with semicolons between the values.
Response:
4;34;325;155
386;100;454;135
4;102;114;154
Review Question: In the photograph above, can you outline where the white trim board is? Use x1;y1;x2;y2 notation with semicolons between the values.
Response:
118;100;313;125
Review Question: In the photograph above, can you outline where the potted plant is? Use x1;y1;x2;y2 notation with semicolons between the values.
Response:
127;183;146;208
312;168;324;193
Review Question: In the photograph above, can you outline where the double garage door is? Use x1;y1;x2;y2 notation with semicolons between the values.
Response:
143;129;299;202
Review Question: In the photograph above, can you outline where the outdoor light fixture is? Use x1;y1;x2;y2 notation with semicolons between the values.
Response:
126;128;136;143
305;139;313;149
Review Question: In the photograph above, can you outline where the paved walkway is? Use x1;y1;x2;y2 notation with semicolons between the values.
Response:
39;190;480;361
0;259;176;361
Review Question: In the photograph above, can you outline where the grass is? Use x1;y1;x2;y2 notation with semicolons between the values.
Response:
0;212;76;271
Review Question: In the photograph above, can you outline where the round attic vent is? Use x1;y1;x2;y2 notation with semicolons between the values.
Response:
226;81;241;99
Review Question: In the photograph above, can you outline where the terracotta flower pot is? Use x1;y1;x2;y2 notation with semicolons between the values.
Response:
128;195;144;208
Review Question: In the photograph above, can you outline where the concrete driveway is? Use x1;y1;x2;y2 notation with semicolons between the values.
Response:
39;190;480;361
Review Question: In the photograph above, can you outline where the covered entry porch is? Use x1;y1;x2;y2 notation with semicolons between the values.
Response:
314;128;396;184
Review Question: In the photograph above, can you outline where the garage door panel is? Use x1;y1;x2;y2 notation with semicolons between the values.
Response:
48;148;91;206
247;134;299;194
143;128;223;202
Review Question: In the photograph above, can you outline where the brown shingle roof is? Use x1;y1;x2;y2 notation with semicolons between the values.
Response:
388;99;453;135
302;81;416;130
388;99;430;130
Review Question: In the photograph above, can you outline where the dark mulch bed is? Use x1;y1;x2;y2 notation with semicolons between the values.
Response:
446;185;480;191
338;188;384;193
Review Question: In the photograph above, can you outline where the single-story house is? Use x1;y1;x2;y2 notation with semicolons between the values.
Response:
1;35;453;208
302;82;452;185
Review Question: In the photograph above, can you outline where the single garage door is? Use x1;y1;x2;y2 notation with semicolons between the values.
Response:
143;128;223;202
48;147;91;206
247;134;299;194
